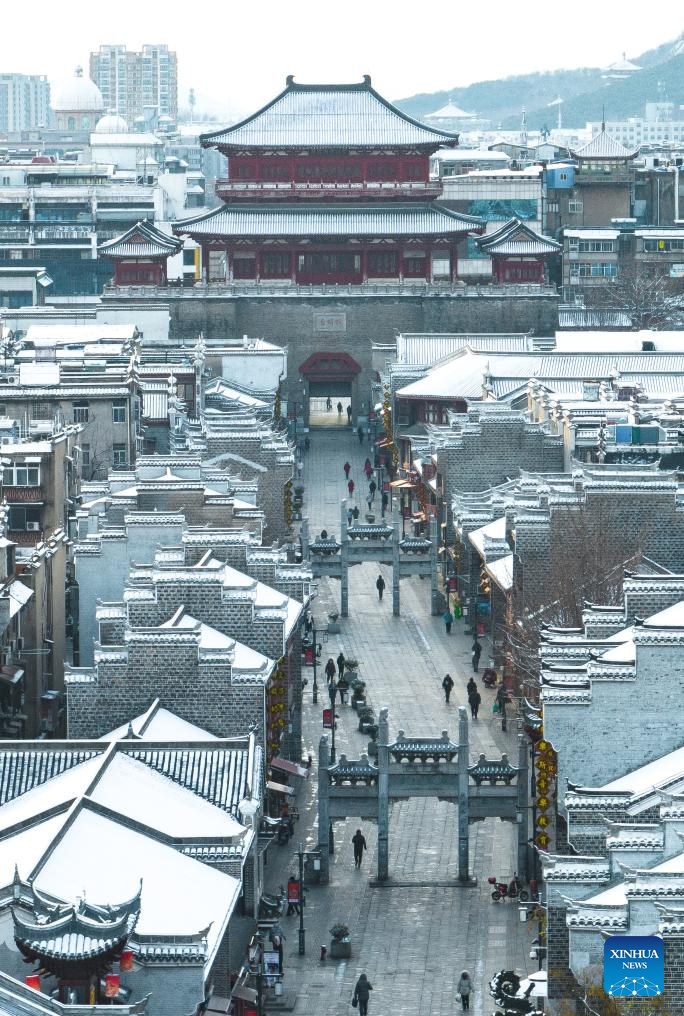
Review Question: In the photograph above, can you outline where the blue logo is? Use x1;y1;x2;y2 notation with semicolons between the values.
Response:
604;936;664;997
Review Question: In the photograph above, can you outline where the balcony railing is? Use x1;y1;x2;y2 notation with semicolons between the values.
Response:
215;179;443;199
105;280;558;299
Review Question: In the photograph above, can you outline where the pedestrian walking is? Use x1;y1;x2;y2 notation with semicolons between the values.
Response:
352;505;360;522
443;607;454;634
442;673;454;703
343;461;351;479
456;971;473;1012
381;491;389;517
366;493;373;510
348;478;355;496
286;875;301;915
471;638;482;672
337;651;346;676
495;683;508;731
357;425;364;444
269;922;286;974
328;680;338;705
337;674;349;704
369;479;377;500
337;401;343;415
352;828;367;868
466;676;477;698
364;458;372;480
376;574;385;600
347;404;352;424
296;459;303;478
326;396;332;411
468;685;481;719
352;974;373;1016
324;657;336;684
347;507;354;526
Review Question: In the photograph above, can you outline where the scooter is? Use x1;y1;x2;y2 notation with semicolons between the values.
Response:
488;875;529;902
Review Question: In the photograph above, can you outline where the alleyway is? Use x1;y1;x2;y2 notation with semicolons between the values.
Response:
265;429;536;1016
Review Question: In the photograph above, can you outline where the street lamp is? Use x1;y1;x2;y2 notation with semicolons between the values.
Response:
239;795;260;920
297;841;306;955
312;620;319;704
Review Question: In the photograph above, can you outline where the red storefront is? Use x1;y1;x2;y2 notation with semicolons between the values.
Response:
175;76;484;282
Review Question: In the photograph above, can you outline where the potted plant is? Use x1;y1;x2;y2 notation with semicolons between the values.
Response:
329;923;351;959
344;659;359;680
365;513;376;524
350;679;366;710
358;706;375;734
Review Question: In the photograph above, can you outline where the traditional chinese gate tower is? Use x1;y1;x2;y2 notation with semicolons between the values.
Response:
175;75;484;286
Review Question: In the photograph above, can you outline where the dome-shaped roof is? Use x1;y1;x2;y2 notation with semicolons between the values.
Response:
53;67;104;113
95;113;129;134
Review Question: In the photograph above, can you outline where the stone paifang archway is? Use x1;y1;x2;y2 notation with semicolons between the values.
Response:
303;502;440;617
317;707;529;885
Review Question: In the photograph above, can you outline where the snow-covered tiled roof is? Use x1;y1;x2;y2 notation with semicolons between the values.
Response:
201;76;460;149
476;217;561;257
99;220;182;259
571;129;637;159
175;202;483;239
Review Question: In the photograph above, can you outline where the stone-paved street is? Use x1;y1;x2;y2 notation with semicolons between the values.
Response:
266;428;537;1016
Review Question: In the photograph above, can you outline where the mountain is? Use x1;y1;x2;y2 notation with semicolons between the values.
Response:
394;32;684;131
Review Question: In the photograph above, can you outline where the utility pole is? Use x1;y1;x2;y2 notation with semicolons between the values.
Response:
298;842;305;954
312;623;318;704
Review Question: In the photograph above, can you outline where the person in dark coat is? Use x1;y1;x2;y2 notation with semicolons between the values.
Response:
364;458;372;480
456;971;472;1011
369;479;377;500
443;608;454;634
347;404;352;424
353;974;373;1016
442;673;454;703
337;401;343;415
351;828;367;868
337;651;346;676
468;685;481;719
325;658;336;684
466;677;477;698
269;922;286;974
471;638;482;672
375;574;385;600
381;491;389;517
343;461;351;479
348;478;355;496
357;425;364;444
326;396;332;411
352;505;360;521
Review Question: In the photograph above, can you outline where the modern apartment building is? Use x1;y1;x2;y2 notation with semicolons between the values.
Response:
89;44;178;125
0;74;50;132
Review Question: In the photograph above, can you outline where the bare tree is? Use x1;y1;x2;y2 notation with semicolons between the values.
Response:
499;497;649;698
588;263;684;331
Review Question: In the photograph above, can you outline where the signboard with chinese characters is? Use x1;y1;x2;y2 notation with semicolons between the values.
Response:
313;312;346;333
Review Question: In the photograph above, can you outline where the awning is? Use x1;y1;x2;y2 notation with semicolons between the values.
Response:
389;479;414;488
231;984;258;1004
266;780;295;796
271;757;307;778
376;438;392;447
0;667;24;685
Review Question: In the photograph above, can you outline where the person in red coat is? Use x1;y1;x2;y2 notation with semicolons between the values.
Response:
348;478;355;496
343;461;351;478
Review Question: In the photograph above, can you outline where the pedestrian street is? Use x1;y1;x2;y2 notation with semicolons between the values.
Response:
263;429;538;1016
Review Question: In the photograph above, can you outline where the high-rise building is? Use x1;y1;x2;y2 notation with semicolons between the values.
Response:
0;74;50;132
89;44;178;125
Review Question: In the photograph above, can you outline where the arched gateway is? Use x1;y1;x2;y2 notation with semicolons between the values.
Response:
299;351;361;426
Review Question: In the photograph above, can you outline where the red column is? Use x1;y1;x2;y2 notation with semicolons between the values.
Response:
290;249;297;284
361;250;368;283
255;250;261;282
451;242;458;283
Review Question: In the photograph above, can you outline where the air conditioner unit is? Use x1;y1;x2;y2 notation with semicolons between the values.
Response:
26;522;40;531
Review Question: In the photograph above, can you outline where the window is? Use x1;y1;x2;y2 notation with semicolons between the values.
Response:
112;399;127;423
568;200;583;214
432;254;451;279
73;401;89;423
367;251;398;276
261;252;291;277
112;444;127;467
7;506;40;531
644;238;684;252
578;240;615;252
81;444;90;468
571;262;618;278
404;252;428;276
4;464;40;486
232;255;255;280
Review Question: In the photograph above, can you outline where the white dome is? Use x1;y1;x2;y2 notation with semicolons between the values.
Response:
53;67;104;113
95;113;129;134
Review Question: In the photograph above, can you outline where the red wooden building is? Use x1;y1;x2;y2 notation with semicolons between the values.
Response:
475;217;561;284
99;220;182;286
175;76;484;285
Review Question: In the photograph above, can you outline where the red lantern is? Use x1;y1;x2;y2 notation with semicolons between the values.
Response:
25;975;41;992
105;975;119;998
120;950;134;972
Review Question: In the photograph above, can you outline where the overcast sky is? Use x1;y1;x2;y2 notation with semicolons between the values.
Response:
6;1;684;118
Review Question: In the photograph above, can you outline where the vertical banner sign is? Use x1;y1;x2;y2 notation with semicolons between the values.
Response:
322;708;333;729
